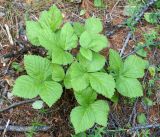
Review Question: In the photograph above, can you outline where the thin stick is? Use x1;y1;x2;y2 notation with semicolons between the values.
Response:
106;123;160;133
122;41;160;59
0;98;39;113
4;24;14;45
0;125;50;132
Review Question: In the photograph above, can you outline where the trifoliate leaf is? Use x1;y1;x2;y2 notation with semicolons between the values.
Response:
80;31;108;52
13;75;39;99
26;21;41;46
52;64;65;82
70;100;109;134
52;48;73;65
121;55;148;78
80;47;92;61
60;23;78;50
85;18;103;33
89;72;115;98
78;52;105;72
64;67;72;89
74;87;97;105
91;100;109;126
39;5;62;31
116;76;143;97
73;22;85;37
70;106;95;134
24;55;52;81
109;49;123;73
32;100;44;109
70;62;89;91
39;81;62;107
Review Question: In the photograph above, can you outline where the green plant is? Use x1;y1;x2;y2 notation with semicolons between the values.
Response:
12;5;148;134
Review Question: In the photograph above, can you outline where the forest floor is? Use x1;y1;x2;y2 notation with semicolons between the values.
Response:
0;0;160;137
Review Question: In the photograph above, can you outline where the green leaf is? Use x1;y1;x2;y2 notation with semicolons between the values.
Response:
70;100;109;134
26;21;41;46
64;67;72;89
32;100;44;109
74;87;97;105
39;81;62;107
89;72;115;98
24;55;52;81
80;31;108;52
116;76;143;97
109;49;123;73
70;106;95;134
85;18;103;33
38;28;57;51
91;100;109;126
52;48;73;65
39;5;62;31
94;0;105;8
80;47;92;61
137;113;147;124
123;5;137;16
70;63;89;91
73;22;85;37
60;23;78;50
135;43;147;57
13;75;39;98
78;52;105;72
121;55;148;78
52;64;65;82
143;97;153;107
144;12;159;24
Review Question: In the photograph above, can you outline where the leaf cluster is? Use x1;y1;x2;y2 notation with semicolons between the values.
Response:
12;5;148;134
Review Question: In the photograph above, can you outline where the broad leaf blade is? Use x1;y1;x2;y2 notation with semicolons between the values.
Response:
64;67;72;89
70;106;95;134
52;64;65;82
13;75;39;99
80;31;108;52
89;72;115;98
38;28;57;51
78;52;105;72
122;55;148;78
60;23;78;50
70;62;89;91
85;17;103;33
74;87;97;105
109;49;123;73
91;100;109;126
24;55;52;81
39;81;63;107
116;76;143;97
80;47;93;61
39;5;62;31
26;21;41;46
73;22;85;37
52;48;73;65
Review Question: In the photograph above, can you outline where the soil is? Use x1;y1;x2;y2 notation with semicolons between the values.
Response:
0;0;160;137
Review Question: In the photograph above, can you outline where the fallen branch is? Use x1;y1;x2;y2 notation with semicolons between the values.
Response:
0;98;39;113
106;123;160;133
122;41;160;59
120;0;157;56
0;125;50;132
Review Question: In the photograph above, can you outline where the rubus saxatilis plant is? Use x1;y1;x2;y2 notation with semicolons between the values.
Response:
12;5;148;134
